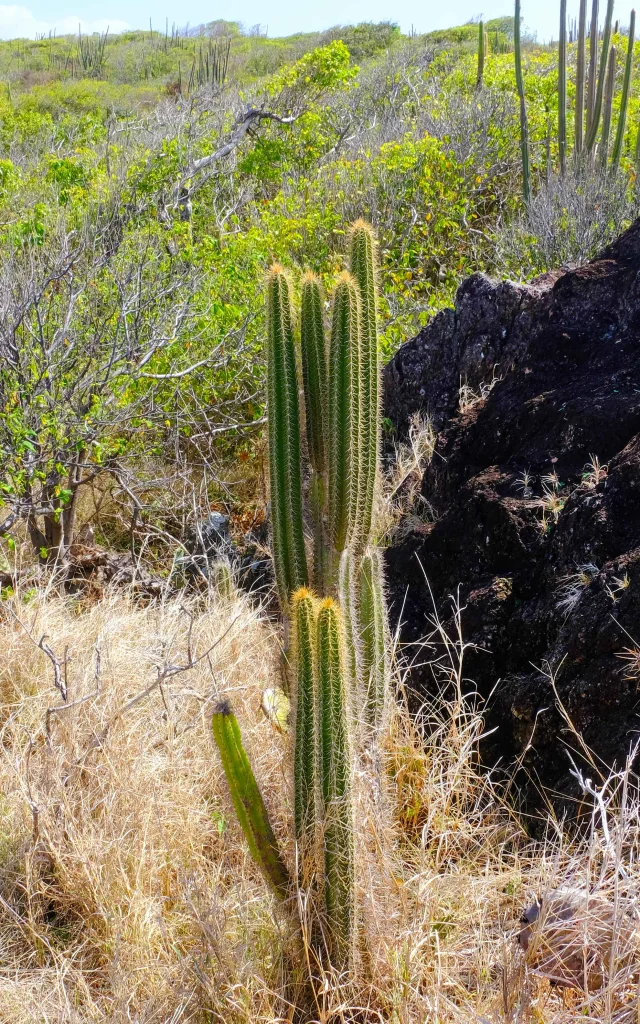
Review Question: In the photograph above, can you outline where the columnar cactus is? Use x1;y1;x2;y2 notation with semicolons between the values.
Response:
212;700;290;900
599;44;617;167
328;272;361;558
586;0;615;153
349;221;380;557
514;0;531;203
291;588;319;860
611;10;636;169
587;0;599;135
358;549;388;732
559;0;568;174
575;0;587;154
476;20;485;90
300;273;329;591
316;598;355;966
266;265;308;611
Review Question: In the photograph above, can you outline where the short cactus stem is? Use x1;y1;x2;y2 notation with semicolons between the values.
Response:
337;550;358;688
266;265;308;611
291;588;319;872
211;558;233;600
212;700;290;900
328;272;361;558
316;599;355;966
358;548;388;733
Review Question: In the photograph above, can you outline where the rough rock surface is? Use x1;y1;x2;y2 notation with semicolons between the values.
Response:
383;218;640;811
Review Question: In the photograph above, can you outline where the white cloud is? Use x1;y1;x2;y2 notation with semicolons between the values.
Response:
0;5;129;39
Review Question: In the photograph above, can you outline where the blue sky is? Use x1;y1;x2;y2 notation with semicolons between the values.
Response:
0;0;588;44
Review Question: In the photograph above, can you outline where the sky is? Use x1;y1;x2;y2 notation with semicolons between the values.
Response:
0;0;583;45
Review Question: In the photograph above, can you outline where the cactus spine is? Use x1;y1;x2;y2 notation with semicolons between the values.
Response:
559;0;568;174
328;272;361;558
316;598;355;966
611;9;635;168
576;0;587;153
212;700;290;900
600;44;617;166
292;589;319;874
349;221;380;558
358;549;388;731
300;272;329;591
514;0;531;202
266;265;308;611
476;20;485;89
586;0;615;152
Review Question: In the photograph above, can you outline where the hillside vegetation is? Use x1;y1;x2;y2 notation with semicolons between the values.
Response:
1;12;640;1024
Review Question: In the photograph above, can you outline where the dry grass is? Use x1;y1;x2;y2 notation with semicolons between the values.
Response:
0;583;639;1022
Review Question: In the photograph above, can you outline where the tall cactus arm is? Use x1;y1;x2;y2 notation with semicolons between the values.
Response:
476;20;485;89
300;272;328;476
212;700;290;900
586;0;615;151
514;0;531;203
599;43;617;166
328;272;361;556
611;10;635;168
576;0;587;153
266;265;308;610
559;0;568;174
349;220;380;555
587;0;600;134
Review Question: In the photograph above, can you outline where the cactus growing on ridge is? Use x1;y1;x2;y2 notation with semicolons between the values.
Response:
576;0;587;153
514;0;531;202
559;0;568;173
599;44;617;166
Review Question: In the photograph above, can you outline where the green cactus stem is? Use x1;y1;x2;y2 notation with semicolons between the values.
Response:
586;0;615;152
211;558;233;600
300;272;328;477
300;272;329;591
349;220;380;555
587;0;599;135
316;598;355;966
559;0;568;174
611;9;635;168
514;0;531;203
358;549;388;732
476;20;485;89
212;700;290;900
576;0;587;154
291;588;318;862
328;272;361;558
599;43;617;166
266;264;308;611
338;550;358;687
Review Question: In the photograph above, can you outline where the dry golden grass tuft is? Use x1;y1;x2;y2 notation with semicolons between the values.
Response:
0;584;639;1022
